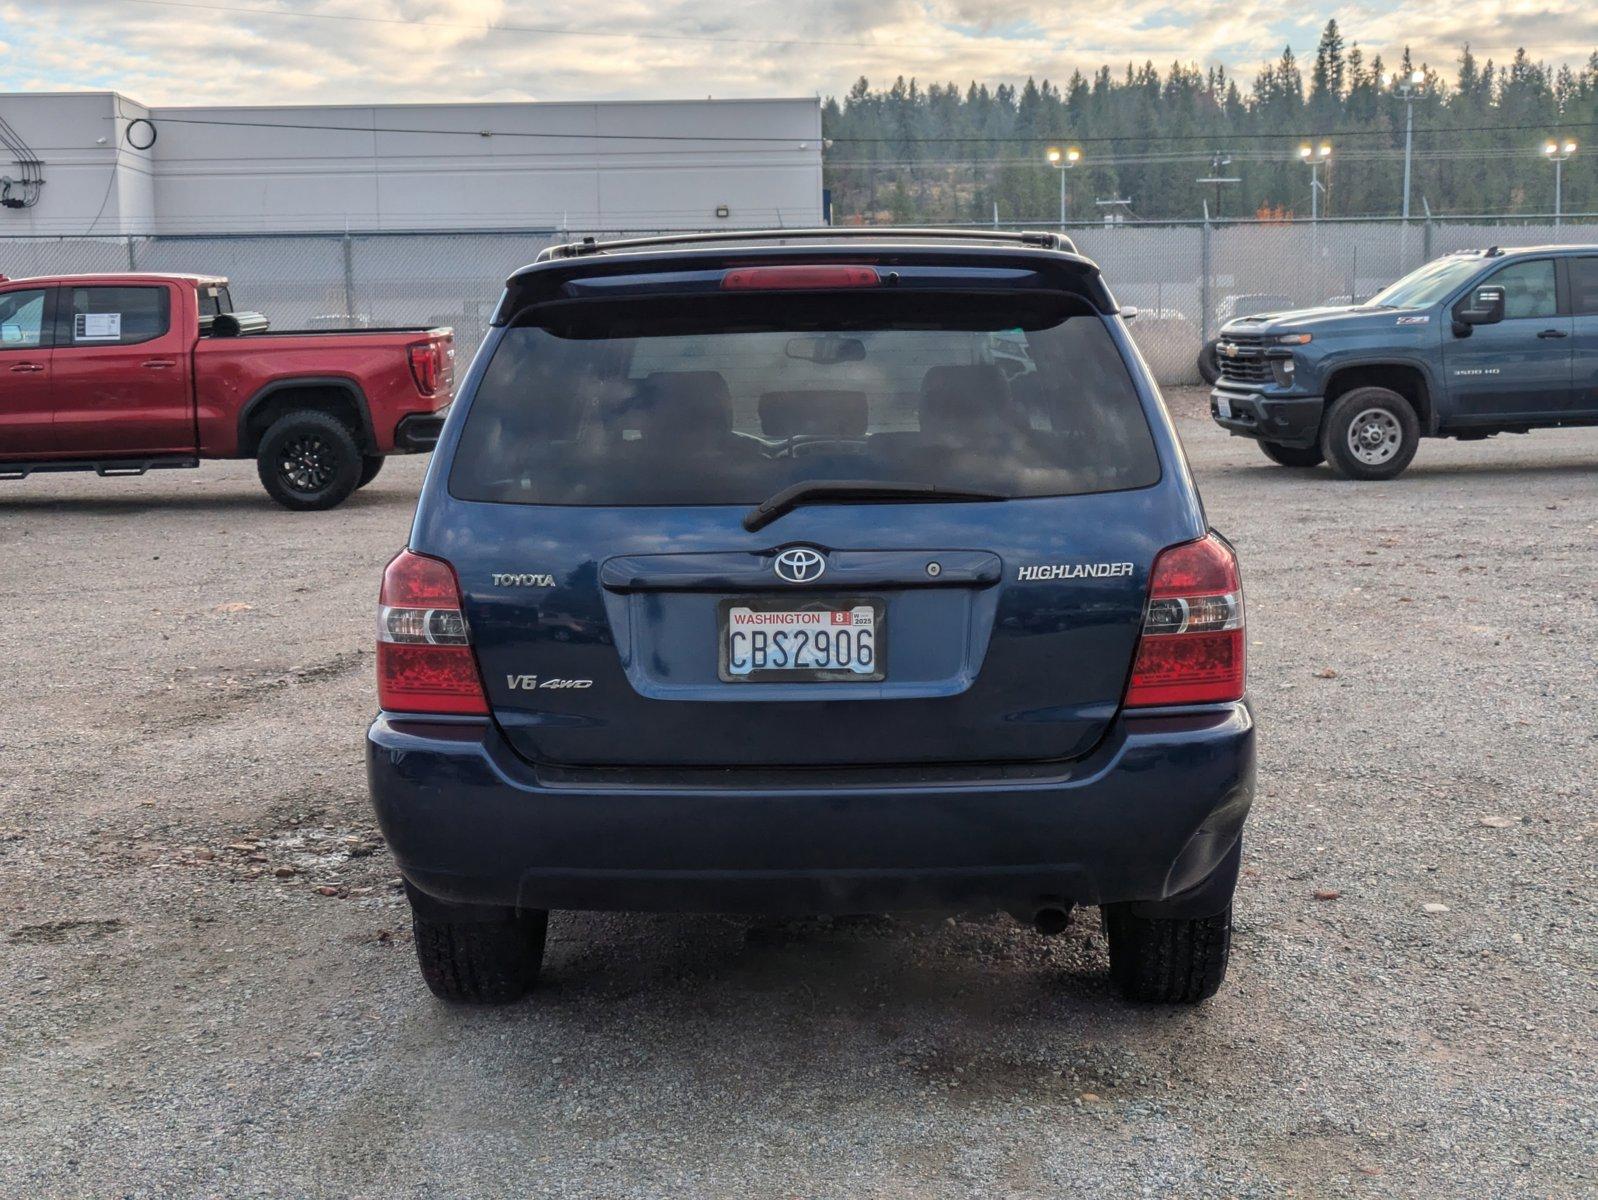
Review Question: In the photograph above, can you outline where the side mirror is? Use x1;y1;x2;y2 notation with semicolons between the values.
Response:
1455;285;1505;328
1120;306;1140;321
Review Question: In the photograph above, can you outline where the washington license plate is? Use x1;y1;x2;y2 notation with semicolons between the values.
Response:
719;598;885;682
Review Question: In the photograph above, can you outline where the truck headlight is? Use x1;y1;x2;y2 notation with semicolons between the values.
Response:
1273;332;1312;345
1271;356;1297;386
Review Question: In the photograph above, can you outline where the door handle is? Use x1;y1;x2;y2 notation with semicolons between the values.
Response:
1536;328;1569;339
141;358;178;369
8;362;44;373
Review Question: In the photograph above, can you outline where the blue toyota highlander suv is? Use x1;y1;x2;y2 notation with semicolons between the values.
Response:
367;229;1255;1006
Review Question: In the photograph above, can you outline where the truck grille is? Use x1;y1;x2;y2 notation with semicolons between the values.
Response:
1216;334;1271;384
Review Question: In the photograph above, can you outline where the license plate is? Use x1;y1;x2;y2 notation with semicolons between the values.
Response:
719;598;885;682
1216;396;1233;419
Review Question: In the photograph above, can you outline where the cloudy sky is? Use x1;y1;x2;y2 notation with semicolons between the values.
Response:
1;0;1595;105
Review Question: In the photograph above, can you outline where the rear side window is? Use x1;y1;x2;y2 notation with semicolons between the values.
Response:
63;286;170;346
0;289;48;349
1569;258;1598;315
197;284;231;318
450;294;1159;506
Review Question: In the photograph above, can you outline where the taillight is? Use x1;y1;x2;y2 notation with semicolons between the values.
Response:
408;342;441;395
377;550;487;715
1125;534;1246;707
721;265;880;290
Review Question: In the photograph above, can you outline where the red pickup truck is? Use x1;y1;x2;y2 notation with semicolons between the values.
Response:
0;272;453;509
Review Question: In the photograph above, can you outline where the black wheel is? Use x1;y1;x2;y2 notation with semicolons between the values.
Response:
1197;339;1221;385
1257;440;1325;468
356;454;385;489
1320;386;1420;481
1102;904;1232;1003
256;410;363;510
408;887;548;1005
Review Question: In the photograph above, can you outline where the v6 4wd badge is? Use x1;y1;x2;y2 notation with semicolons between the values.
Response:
506;675;592;690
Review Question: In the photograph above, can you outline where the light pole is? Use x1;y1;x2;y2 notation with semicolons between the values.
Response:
1543;138;1577;223
1046;146;1080;228
1384;69;1425;219
1298;142;1331;222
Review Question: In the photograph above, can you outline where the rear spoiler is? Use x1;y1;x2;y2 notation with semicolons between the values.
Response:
537;227;1078;261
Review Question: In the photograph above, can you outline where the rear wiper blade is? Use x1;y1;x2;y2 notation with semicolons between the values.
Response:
743;479;1005;532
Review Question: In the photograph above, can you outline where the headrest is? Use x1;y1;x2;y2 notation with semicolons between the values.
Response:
919;364;1023;437
758;390;868;440
635;371;734;440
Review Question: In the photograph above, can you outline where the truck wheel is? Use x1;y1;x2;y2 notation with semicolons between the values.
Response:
1257;440;1325;468
409;890;549;1005
1102;904;1232;1004
256;410;363;510
1196;339;1221;385
1320;387;1420;481
356;455;385;489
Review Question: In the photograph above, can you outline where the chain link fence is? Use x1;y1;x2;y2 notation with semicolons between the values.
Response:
4;217;1596;384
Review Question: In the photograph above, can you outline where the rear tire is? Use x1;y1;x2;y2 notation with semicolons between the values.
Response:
356;454;385;489
1102;904;1232;1003
256;410;363;510
1320;387;1420;481
408;889;548;1005
1196;339;1221;385
1257;440;1325;468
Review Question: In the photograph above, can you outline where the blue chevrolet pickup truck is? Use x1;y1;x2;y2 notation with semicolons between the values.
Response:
1210;245;1598;478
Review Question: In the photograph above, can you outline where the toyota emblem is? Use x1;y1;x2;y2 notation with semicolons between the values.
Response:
773;547;826;584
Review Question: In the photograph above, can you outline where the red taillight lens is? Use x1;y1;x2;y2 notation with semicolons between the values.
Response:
1125;534;1246;707
377;550;487;715
408;342;440;395
721;265;880;290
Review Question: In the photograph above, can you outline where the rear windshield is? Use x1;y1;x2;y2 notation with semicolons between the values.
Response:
450;292;1159;506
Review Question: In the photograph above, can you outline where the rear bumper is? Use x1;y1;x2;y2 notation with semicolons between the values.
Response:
1210;387;1324;447
367;703;1255;917
391;404;451;453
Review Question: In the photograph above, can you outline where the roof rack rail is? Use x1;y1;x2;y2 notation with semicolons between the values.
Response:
535;227;1078;262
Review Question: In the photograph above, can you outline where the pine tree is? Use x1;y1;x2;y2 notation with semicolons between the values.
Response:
818;43;1598;222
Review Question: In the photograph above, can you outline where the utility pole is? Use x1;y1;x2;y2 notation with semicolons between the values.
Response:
1045;146;1080;227
1543;138;1577;224
1196;153;1239;219
1386;70;1424;219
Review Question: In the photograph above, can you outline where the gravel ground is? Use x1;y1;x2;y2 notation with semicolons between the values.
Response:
1;389;1593;1199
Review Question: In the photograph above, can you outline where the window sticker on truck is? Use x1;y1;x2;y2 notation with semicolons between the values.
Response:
74;312;122;341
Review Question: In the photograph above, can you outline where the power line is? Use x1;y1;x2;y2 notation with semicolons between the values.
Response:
130;113;821;144
827;145;1562;169
115;0;972;51
112;109;1598;152
824;119;1598;144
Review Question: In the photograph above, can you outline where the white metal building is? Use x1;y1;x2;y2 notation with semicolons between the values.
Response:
0;91;825;236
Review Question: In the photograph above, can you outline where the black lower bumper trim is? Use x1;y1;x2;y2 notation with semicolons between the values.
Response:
1209;391;1324;448
394;408;448;453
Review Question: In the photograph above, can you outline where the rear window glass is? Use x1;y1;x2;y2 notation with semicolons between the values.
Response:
450;293;1159;506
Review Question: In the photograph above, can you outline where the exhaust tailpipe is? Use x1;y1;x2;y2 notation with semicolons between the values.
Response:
1032;905;1072;936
